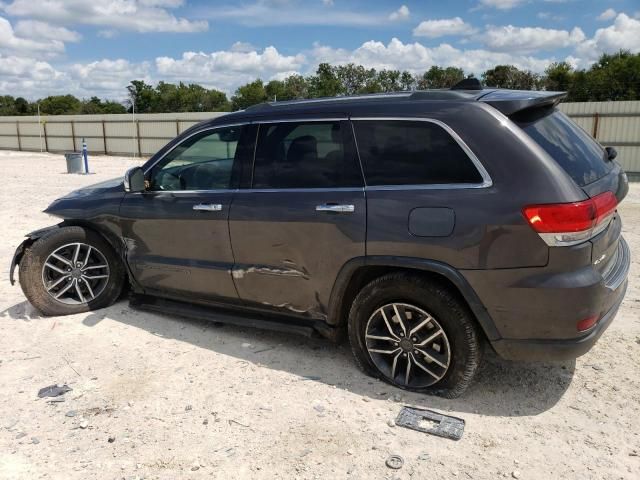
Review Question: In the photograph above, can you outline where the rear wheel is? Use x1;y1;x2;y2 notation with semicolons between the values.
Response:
348;273;482;398
19;226;125;316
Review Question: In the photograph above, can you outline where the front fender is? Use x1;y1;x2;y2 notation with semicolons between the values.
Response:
9;225;61;285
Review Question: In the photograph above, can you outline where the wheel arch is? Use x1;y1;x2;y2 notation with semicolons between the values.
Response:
10;221;129;288
327;256;500;341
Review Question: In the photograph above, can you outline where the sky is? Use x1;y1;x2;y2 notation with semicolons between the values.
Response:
0;0;639;101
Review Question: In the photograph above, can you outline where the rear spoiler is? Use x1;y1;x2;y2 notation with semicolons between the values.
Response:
477;90;567;116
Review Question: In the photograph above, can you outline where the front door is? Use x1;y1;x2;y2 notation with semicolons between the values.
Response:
119;124;252;302
229;119;366;319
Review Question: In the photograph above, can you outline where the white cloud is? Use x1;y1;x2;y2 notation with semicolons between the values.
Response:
478;0;525;10
155;46;306;92
484;25;585;53
389;5;410;21
69;59;152;97
413;17;475;38
3;0;207;33
0;16;66;55
14;20;81;43
207;2;391;27
0;53;67;98
597;8;616;21
575;13;640;62
310;37;552;75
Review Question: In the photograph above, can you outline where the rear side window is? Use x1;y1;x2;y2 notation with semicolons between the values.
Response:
514;109;612;187
252;121;362;189
352;120;483;186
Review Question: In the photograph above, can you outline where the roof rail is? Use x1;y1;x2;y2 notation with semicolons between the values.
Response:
451;78;483;91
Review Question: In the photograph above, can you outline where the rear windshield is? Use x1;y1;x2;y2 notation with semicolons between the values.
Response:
514;108;612;187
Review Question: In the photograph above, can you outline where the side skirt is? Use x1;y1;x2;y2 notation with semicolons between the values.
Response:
129;293;342;341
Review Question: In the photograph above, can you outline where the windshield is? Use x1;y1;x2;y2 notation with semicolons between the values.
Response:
514;109;612;187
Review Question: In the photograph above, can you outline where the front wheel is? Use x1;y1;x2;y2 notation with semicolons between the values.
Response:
19;226;125;316
348;273;482;398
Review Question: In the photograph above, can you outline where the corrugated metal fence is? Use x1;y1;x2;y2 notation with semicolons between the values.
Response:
0;112;225;157
0;101;638;173
558;101;640;174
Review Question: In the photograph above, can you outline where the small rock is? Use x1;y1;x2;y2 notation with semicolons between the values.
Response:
191;462;200;471
346;449;354;455
313;404;325;413
65;411;77;418
202;419;209;425
387;419;396;428
591;365;603;371
362;397;370;402
241;343;252;348
418;453;430;461
185;405;192;412
79;421;89;429
108;436;116;443
31;437;40;444
512;471;521;479
15;432;27;440
128;401;134;407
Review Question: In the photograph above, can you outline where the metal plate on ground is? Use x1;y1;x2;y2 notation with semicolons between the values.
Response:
395;406;465;441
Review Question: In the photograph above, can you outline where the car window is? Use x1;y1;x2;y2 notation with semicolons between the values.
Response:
352;120;483;186
513;109;612;187
252;121;363;189
149;126;241;191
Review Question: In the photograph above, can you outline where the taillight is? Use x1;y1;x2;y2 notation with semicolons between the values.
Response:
522;191;618;246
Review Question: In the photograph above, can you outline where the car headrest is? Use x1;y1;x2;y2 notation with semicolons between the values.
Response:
287;135;318;164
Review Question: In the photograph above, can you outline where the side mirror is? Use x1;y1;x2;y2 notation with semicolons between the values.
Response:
605;146;617;161
124;167;146;193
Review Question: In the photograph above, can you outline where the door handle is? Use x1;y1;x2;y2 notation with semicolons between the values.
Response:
193;203;222;212
315;204;355;213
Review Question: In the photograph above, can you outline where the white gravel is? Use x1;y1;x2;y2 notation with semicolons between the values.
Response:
1;151;639;479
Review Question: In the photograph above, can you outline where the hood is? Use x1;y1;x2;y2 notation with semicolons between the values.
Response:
58;177;124;200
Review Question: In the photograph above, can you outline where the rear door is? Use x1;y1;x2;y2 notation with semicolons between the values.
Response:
228;118;366;319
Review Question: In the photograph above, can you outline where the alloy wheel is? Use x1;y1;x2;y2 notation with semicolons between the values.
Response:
41;242;110;305
365;302;451;388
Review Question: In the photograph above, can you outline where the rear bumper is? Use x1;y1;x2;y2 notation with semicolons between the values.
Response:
462;236;630;361
490;278;626;361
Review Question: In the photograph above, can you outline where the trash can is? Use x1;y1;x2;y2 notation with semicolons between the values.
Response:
64;152;84;174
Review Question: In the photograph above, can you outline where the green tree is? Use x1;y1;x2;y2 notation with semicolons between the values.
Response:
400;71;415;91
585;50;640;101
417;66;465;89
265;80;288;101
126;80;158;113
482;65;540;90
231;79;267;110
308;63;342;98
544;62;574;92
283;74;309;99
39;95;82;115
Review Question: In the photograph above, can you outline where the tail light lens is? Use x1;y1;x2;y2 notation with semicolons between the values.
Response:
523;191;617;246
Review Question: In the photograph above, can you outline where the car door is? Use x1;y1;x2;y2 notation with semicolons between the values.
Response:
228;118;366;320
119;124;255;302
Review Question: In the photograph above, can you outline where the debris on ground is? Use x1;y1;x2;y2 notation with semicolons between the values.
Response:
37;384;72;398
385;454;404;470
395;406;465;441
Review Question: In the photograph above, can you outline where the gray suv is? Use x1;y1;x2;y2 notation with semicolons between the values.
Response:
10;82;630;397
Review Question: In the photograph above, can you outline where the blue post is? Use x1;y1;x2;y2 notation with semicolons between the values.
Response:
82;138;89;174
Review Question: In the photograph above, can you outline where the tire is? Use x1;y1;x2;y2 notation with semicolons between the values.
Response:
18;226;125;316
348;272;482;398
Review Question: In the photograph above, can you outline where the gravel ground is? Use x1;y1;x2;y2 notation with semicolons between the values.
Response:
1;151;639;480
